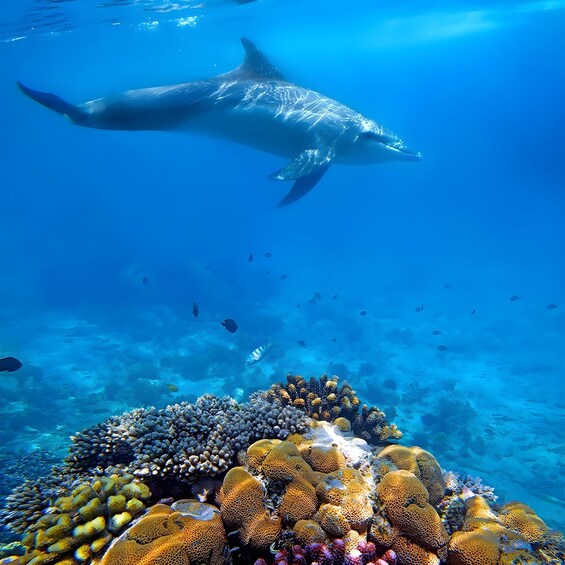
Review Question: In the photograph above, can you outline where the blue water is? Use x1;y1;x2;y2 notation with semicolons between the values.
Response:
1;0;564;536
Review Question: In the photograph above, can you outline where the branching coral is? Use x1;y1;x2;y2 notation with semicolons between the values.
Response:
263;375;401;445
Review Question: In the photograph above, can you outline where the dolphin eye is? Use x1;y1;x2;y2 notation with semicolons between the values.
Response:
360;131;380;141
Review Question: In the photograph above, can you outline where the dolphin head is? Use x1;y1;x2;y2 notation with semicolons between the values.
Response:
354;121;422;163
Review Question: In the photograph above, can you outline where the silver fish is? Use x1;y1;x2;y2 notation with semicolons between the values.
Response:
246;343;272;366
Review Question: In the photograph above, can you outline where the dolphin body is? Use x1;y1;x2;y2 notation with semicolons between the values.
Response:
18;38;421;207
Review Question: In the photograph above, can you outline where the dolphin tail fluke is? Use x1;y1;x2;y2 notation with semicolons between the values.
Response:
270;147;334;207
17;82;83;122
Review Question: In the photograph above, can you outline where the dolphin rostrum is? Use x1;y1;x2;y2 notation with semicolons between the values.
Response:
18;38;421;207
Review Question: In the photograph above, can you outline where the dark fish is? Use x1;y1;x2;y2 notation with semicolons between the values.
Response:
279;274;288;280
166;383;179;392
0;356;23;372
308;290;322;304
333;294;338;299
546;303;558;310
415;304;424;312
470;309;476;315
248;253;254;262
360;310;367;316
264;252;272;258
297;340;306;347
141;276;149;285
432;330;442;335
509;295;520;302
192;302;199;318
331;337;337;343
266;271;270;275
296;303;301;308
443;283;452;289
436;345;448;351
221;318;238;333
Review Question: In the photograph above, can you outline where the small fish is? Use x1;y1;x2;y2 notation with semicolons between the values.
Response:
470;309;476;315
431;330;442;335
297;340;307;347
279;274;288;280
141;276;149;285
509;295;520;302
0;356;23;372
415;304;424;312
333;294;338;299
246;342;272;366
331;337;337;343
296;303;301;308
360;310;367;316
248;253;254;262
546;303;558;310
166;383;179;392
221;318;238;333
192;302;199;318
443;283;452;289
264;252;272;258
436;345;448;351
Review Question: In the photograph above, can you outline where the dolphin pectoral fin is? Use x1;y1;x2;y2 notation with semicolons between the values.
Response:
17;82;83;123
270;148;334;207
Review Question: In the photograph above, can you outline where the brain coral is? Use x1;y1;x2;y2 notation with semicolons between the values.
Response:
218;466;281;548
100;501;229;565
498;501;549;544
376;445;445;506
373;469;448;565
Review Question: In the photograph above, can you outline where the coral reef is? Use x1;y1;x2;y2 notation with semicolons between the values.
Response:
100;500;229;565
446;493;557;565
263;375;402;444
375;445;445;505
1;376;563;565
67;394;308;482
0;469;150;565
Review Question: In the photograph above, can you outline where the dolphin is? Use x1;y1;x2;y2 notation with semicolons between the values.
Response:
18;38;421;207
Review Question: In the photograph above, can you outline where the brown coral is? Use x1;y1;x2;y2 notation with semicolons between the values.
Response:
303;445;347;474
99;501;229;565
218;466;281;548
376;445;445;505
498;501;549;544
278;478;317;525
315;504;351;537
448;525;500;565
376;470;448;552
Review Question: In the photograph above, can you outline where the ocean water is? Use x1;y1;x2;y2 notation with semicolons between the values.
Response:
0;0;564;544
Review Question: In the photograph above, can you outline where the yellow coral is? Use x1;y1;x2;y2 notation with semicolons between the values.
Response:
377;470;448;551
279;478;317;525
304;445;346;473
316;504;351;537
448;527;500;565
377;445;445;505
499;502;549;543
293;519;328;545
100;502;229;565
261;441;316;482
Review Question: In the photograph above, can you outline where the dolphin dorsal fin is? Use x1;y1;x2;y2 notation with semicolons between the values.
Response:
220;38;285;82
